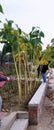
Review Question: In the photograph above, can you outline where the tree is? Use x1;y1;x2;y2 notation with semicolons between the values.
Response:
29;26;44;63
0;19;23;103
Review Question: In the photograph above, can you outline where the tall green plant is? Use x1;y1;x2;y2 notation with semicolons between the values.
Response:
0;19;22;103
29;26;44;62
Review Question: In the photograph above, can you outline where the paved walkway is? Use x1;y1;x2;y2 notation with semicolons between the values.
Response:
27;68;54;130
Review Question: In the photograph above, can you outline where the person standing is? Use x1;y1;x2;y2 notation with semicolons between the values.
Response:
41;61;50;82
37;64;42;78
0;76;10;81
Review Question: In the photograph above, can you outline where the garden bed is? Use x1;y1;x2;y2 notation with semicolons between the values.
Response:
0;79;41;112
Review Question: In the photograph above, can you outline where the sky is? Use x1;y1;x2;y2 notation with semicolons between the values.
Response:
0;0;54;51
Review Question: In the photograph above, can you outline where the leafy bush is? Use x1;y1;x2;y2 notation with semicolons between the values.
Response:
50;59;54;68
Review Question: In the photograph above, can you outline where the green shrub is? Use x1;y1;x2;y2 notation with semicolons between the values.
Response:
50;59;54;68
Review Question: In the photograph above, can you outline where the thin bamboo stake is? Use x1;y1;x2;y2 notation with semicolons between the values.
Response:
13;54;22;104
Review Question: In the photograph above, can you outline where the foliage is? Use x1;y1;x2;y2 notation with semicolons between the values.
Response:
0;4;4;14
51;38;54;45
28;26;44;62
0;5;48;104
51;39;54;58
50;58;54;67
29;26;44;47
40;44;51;64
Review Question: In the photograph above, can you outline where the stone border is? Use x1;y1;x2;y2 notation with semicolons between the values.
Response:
0;111;28;130
28;82;47;125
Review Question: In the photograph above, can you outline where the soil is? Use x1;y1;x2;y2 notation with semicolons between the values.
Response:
0;79;41;112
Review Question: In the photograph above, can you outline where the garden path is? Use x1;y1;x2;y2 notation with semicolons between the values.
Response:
27;68;54;130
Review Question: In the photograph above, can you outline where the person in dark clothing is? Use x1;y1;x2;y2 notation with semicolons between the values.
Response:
41;61;50;82
0;76;10;81
37;65;42;78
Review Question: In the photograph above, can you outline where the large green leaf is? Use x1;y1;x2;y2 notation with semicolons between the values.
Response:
39;31;44;37
0;4;4;13
51;38;54;46
51;38;54;43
